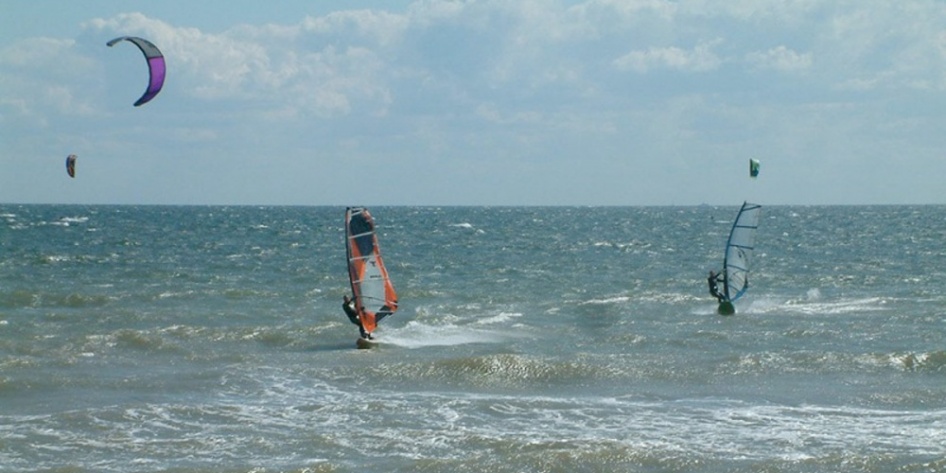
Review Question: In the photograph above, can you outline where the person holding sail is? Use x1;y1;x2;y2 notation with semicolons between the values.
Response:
708;270;726;303
343;294;371;339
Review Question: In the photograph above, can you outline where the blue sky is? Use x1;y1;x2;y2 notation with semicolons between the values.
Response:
2;0;945;206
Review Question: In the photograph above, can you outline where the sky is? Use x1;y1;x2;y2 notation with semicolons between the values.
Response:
2;0;946;206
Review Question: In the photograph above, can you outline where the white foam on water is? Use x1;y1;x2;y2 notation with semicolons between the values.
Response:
376;320;519;349
581;295;632;305
778;296;888;316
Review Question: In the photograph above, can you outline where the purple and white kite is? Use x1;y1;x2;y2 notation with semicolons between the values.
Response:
106;36;166;107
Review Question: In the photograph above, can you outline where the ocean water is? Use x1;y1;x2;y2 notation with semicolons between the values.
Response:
1;204;944;473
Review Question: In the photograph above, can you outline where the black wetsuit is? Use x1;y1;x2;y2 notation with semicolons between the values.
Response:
343;300;369;338
708;274;725;303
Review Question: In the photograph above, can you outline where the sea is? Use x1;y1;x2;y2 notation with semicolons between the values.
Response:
1;204;944;473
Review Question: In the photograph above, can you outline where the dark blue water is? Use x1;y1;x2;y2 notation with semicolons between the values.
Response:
2;205;944;472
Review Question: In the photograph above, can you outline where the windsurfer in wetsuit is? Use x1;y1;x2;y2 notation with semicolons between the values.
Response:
343;295;371;339
708;270;725;303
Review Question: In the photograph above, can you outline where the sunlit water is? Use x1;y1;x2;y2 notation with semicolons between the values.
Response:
2;205;944;472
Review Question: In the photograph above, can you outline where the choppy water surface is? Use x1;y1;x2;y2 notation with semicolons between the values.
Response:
1;205;944;472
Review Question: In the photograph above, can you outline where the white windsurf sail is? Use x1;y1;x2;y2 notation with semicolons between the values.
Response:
722;202;761;302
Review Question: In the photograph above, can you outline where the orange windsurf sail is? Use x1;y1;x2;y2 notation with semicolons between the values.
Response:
345;207;398;333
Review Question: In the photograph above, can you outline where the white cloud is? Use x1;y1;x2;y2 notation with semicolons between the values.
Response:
81;12;399;117
302;9;408;47
746;46;812;72
612;39;723;73
0;37;76;67
407;0;468;26
474;102;542;125
574;0;677;23
0;37;100;120
811;2;946;92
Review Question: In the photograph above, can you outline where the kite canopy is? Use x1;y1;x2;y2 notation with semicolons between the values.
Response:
749;158;760;178
107;36;166;107
66;154;76;178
